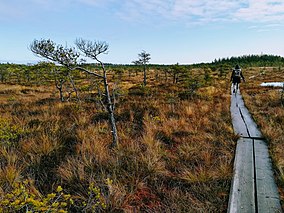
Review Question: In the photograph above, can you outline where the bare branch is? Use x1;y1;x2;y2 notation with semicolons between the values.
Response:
73;66;104;79
75;38;109;63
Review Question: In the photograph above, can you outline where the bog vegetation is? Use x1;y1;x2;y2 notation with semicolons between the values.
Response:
0;53;283;212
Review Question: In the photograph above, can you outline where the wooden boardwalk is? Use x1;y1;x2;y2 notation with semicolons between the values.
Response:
228;89;282;213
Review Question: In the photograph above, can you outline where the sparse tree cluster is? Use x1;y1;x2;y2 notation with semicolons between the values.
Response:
30;38;118;147
168;63;187;84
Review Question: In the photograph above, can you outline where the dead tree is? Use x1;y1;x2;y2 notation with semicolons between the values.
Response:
133;50;151;86
75;38;118;148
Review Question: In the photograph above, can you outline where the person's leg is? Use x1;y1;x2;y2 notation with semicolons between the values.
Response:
233;83;236;93
236;77;241;91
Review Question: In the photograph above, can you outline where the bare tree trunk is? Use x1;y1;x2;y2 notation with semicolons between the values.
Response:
95;81;107;111
55;79;65;102
68;73;79;101
112;83;118;111
59;87;64;102
101;63;118;148
54;69;65;102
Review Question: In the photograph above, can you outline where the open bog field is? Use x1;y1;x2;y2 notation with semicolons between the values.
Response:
0;66;237;212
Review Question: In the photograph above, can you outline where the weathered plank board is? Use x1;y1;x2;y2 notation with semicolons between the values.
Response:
254;139;282;213
239;106;263;138
232;90;262;138
228;138;255;213
231;93;250;137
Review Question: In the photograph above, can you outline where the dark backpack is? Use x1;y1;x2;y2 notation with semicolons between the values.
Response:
234;69;241;77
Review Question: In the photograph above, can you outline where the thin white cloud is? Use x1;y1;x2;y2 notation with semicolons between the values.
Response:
1;0;284;25
78;0;112;7
121;0;284;24
248;22;284;33
171;0;239;18
236;0;284;22
101;0;284;25
115;0;173;21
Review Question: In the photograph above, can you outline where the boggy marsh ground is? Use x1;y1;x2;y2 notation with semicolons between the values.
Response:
0;67;236;212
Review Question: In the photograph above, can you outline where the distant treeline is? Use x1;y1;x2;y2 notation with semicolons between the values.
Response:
210;54;284;68
1;54;284;69
96;54;284;68
1;54;284;83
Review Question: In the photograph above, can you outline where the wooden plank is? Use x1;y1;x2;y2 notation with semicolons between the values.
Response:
232;91;262;138
235;92;245;108
228;138;255;213
234;91;262;138
231;89;245;107
231;110;250;137
254;139;282;213
239;106;263;138
231;94;250;137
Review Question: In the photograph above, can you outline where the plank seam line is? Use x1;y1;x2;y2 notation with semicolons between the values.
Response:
238;107;251;138
252;138;258;213
240;136;265;140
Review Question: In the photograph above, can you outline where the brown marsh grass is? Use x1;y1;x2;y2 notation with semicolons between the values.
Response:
0;67;236;212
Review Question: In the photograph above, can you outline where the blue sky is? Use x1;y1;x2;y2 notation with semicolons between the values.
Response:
1;0;284;64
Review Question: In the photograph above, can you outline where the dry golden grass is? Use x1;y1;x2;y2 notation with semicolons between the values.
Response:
0;84;53;105
242;66;284;208
0;67;236;212
0;148;24;188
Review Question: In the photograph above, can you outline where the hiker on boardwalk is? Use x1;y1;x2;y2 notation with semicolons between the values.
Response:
231;65;245;93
